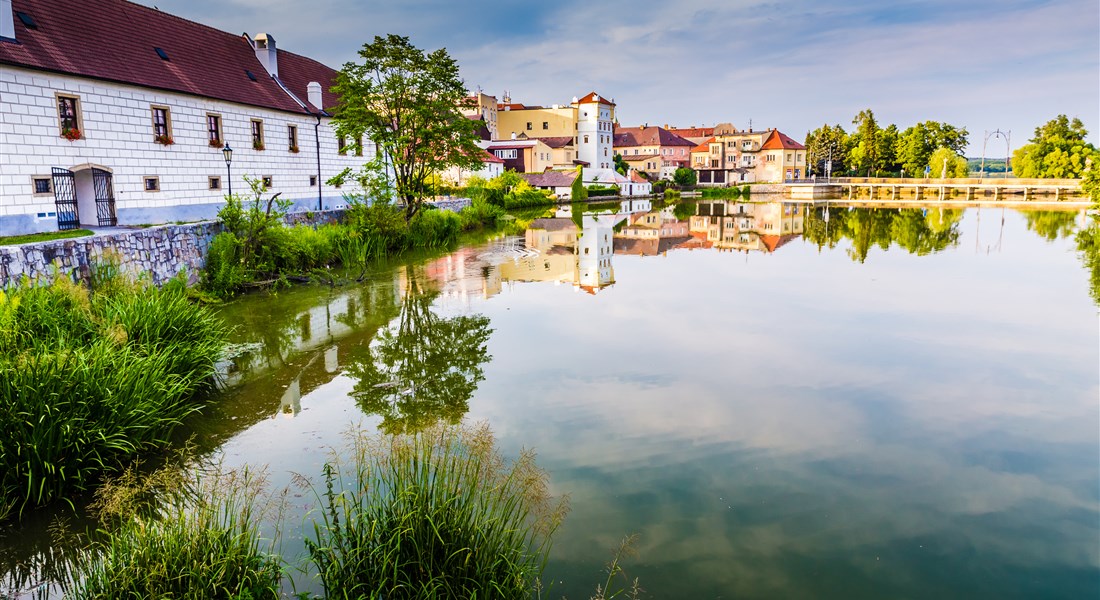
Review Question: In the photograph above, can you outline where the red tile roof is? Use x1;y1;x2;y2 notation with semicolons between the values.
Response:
575;91;615;106
482;150;505;164
613;125;695;148
668;126;715;138
692;137;716;153
0;0;337;115
623;153;660;161
761;130;805;150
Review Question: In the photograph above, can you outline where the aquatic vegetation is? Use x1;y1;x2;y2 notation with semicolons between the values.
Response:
305;423;567;599
64;469;281;599
0;269;227;520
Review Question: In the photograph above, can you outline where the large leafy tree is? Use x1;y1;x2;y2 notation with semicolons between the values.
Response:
896;121;969;177
331;35;484;221
1012;115;1096;178
673;167;697;186
928;147;969;178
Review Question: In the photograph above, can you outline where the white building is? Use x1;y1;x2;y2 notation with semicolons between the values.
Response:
0;0;367;235
573;92;615;170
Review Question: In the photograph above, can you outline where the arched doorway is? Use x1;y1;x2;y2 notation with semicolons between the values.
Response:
52;164;117;229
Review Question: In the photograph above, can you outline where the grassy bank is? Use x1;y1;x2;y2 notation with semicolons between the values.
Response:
0;267;227;520
0;229;94;247
203;186;514;298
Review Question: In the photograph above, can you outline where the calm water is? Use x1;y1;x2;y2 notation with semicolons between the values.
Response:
3;200;1098;599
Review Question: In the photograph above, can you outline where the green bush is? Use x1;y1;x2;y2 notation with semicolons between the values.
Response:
0;272;226;519
701;187;744;199
663;189;682;200
306;423;567;599
586;185;620;198
458;198;505;230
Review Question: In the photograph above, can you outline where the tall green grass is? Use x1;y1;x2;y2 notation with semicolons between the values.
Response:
64;469;281;599
0;270;227;520
305;423;568;599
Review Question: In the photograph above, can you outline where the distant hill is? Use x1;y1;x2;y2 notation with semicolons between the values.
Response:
967;157;1010;174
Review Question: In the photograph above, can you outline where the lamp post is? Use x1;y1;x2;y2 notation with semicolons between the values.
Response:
222;143;233;197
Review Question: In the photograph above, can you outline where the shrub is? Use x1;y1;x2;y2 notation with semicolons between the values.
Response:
663;188;681;200
306;423;567;600
458;198;505;230
408;208;462;248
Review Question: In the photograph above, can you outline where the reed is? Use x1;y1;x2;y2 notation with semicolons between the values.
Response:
0;270;227;520
305;423;568;599
64;469;281;599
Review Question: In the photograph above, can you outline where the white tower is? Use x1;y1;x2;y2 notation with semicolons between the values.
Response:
573;92;615;169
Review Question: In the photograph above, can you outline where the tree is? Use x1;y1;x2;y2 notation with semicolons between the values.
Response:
331;35;484;221
1082;152;1100;207
851;109;880;176
877;124;901;175
896;121;969;177
928;147;969;178
1012;115;1096;178
673;167;697;187
805;124;850;176
613;153;629;176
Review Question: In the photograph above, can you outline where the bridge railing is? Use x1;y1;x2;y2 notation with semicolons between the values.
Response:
831;177;1081;186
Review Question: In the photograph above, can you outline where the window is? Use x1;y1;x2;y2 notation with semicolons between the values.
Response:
251;119;264;150
144;176;160;192
542;121;548;130
310;175;318;186
206;114;222;145
288;125;298;152
787;153;792;162
355;135;363;157
208;176;221;190
32;177;52;195
338;136;347;155
56;94;82;138
584;135;589;144
495;149;517;159
261;175;273;190
767;154;775;162
150;106;172;141
526;122;532;131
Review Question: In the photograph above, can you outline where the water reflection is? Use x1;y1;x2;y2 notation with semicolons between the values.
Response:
803;205;963;261
347;274;493;434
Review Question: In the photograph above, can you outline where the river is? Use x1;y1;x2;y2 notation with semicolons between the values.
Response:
3;199;1098;599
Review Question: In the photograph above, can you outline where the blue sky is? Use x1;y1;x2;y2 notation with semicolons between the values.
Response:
137;0;1099;155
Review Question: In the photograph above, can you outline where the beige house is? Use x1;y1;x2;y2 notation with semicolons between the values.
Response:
691;128;805;184
484;139;555;173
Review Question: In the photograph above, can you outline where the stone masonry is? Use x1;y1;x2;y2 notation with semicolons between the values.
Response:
0;209;347;288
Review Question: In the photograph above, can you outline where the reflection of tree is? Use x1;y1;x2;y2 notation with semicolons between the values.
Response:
1076;222;1100;306
803;206;962;262
1022;210;1079;241
349;277;493;434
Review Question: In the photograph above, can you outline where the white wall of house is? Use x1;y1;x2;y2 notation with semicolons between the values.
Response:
0;66;368;235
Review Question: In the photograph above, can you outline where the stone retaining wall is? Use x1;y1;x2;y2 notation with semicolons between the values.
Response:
0;209;346;288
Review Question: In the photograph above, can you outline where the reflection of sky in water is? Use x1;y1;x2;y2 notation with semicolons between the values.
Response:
210;207;1096;598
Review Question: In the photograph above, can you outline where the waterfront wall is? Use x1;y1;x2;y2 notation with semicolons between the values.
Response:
0;209;347;287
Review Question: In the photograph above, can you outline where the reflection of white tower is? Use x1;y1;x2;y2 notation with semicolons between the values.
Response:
576;214;615;292
573;92;615;169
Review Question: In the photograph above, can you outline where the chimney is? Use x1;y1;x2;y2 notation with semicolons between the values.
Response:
1;0;15;41
253;33;278;77
503;91;511;103
307;82;323;110
511;132;517;140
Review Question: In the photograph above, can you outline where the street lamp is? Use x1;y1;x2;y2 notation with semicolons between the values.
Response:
222;143;233;197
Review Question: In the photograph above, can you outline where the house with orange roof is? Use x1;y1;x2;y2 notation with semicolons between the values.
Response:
690;127;806;184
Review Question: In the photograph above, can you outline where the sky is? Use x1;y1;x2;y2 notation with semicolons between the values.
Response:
135;0;1099;156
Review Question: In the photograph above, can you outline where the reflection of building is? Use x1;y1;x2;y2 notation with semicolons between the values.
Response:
689;201;805;252
614;211;705;256
423;245;504;303
498;215;616;294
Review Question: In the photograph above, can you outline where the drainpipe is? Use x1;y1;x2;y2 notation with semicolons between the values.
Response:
315;114;323;211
